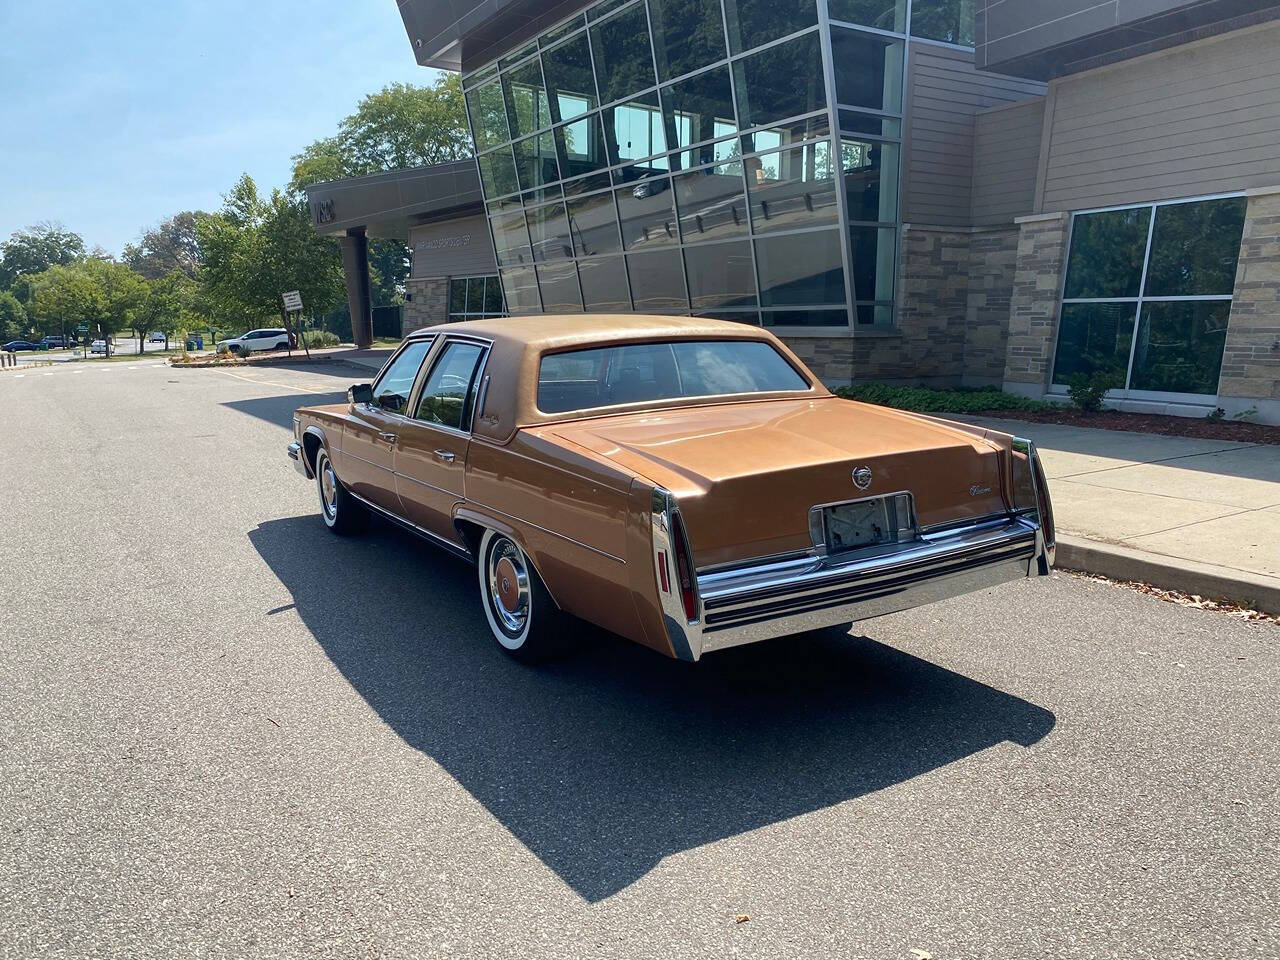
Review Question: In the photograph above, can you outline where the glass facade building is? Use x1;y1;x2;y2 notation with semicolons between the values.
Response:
463;0;968;330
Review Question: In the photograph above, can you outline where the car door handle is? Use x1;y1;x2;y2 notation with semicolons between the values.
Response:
378;432;398;443
433;448;456;463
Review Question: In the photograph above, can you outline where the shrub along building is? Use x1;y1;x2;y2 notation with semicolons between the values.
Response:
308;0;1280;423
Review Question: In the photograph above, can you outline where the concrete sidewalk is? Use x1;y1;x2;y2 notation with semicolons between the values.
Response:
967;416;1279;612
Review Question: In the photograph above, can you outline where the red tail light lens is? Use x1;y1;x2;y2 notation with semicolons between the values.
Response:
670;512;698;621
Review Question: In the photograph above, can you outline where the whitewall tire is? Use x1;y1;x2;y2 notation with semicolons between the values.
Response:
477;528;565;661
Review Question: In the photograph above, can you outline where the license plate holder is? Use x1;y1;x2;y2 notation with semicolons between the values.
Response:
814;493;917;556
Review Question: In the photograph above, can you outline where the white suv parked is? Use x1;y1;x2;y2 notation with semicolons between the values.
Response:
217;328;291;354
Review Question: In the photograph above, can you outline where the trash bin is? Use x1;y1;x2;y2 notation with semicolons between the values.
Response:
185;336;204;350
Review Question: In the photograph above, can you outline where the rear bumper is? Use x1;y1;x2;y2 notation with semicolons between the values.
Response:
693;514;1045;656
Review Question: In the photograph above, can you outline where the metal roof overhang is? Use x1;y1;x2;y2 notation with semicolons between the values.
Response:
305;159;484;240
397;0;596;72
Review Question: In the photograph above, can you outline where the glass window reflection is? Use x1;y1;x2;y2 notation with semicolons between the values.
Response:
675;162;749;242
490;209;533;266
467;80;510;151
527;202;573;261
541;33;598;123
684;239;756;309
537;260;584;311
849;225;896;301
910;0;975;46
1145;197;1247;297
567;191;623;256
500;266;542;313
605;93;668;170
589;3;657;105
627;249;689;310
503;58;553;138
724;0;818;54
733;34;826;130
755;229;846;306
512;130;561;192
648;0;727;82
842;138;898;223
831;28;904;113
662;66;739;168
616;177;679;249
477;148;520;199
829;0;905;30
1063;207;1151;299
745;141;838;234
1130;301;1230;394
578;255;632;311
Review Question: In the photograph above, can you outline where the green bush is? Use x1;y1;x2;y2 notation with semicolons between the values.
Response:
304;330;340;348
834;383;1056;414
1065;370;1120;413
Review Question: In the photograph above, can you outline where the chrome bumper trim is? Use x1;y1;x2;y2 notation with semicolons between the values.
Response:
287;441;311;479
668;514;1047;660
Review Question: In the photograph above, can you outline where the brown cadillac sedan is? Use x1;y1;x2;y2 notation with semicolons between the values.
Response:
288;316;1055;661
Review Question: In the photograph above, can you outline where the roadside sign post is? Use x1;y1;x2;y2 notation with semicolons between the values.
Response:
281;291;310;359
78;323;88;358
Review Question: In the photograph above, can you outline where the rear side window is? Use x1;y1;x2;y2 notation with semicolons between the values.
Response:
537;339;808;413
372;340;432;413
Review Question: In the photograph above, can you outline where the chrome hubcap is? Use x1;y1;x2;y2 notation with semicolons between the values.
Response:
487;539;530;635
319;457;337;519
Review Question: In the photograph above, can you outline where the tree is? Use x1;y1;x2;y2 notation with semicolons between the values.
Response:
0;223;86;292
197;175;345;349
28;259;145;357
0;290;25;341
122;212;205;280
134;270;202;350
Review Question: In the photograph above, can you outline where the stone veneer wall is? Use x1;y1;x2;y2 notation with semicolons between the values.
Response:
785;224;1020;389
1002;213;1070;394
1219;189;1280;413
403;277;449;336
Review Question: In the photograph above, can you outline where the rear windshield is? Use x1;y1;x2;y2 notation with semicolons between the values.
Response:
537;339;809;414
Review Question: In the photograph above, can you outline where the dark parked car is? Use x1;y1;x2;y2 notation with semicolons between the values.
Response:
41;335;69;349
3;340;41;352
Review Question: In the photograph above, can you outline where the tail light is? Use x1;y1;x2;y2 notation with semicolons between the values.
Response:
670;512;698;621
652;487;700;623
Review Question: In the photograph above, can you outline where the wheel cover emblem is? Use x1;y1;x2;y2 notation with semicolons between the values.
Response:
488;541;530;634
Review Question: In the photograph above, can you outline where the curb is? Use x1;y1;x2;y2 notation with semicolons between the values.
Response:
1055;535;1280;616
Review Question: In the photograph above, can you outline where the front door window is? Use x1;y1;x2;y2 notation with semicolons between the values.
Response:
372;340;433;413
1051;195;1247;398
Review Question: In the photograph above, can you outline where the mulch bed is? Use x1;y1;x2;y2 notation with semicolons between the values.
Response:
972;408;1279;445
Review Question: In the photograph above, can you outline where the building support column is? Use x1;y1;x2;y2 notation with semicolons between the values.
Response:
1002;212;1070;399
1218;186;1280;422
339;227;373;349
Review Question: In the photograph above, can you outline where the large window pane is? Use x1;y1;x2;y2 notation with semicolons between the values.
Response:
556;112;611;186
648;0;726;82
466;276;485;311
1130;301;1229;395
843;138;898;223
910;0;974;46
449;278;467;314
467;80;510;151
675;161;749;242
537;260;584;311
733;34;826;130
578;255;632;311
482;276;505;313
849;225;896;301
829;0;905;30
501;266;541;313
503;58;553;138
491;209;532;266
616;177;679;249
831;28;904;113
684;239;756;309
755;229;845;306
512;130;560;192
627;249;688;310
724;0;818;54
839;109;901;139
477;148;520;198
763;308;847;327
1145;197;1247;297
1063;207;1151;300
605;93;668;173
567;191;623;256
662;66;739;168
1051;302;1136;387
741;114;829;154
590;3;656;106
527;202;573;261
746;141;838;234
541;33;598;123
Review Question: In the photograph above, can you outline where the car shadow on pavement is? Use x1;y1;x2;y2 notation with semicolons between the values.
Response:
222;393;349;431
249;514;1056;903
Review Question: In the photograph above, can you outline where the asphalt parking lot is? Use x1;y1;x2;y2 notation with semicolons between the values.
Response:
1;361;1276;959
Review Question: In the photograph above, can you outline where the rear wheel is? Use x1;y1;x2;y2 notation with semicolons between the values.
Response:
478;529;566;661
315;448;367;535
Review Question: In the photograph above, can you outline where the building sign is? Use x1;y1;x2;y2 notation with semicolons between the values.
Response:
315;198;335;224
416;233;472;252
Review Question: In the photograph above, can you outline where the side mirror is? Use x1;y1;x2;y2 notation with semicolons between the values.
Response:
349;383;373;405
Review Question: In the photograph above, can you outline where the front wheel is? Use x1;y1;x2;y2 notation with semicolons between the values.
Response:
315;448;367;535
477;529;566;661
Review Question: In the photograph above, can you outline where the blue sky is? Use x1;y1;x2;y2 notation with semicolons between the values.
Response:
0;1;441;255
